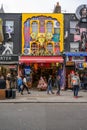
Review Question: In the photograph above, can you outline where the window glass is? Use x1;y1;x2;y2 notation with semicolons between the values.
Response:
31;21;38;33
46;21;53;33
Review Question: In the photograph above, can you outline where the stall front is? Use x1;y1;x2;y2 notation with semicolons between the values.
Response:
65;52;87;88
19;56;65;90
19;13;65;90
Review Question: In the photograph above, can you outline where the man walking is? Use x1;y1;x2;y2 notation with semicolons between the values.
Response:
47;75;54;94
71;72;80;98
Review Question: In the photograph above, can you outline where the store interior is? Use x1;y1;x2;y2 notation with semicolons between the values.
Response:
19;63;63;90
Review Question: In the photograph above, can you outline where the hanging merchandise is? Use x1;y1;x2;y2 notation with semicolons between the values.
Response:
83;62;87;68
37;76;47;90
51;63;55;68
45;63;50;68
24;66;31;75
34;63;38;70
56;62;59;66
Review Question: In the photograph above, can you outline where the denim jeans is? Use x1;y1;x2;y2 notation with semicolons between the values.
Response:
73;85;79;96
18;85;21;92
81;82;84;89
47;84;53;93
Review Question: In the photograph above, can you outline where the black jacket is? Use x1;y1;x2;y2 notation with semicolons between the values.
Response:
0;79;6;89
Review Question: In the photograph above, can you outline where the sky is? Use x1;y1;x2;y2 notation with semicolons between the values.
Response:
0;0;87;13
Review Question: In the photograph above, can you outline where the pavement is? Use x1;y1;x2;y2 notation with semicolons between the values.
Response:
0;89;87;103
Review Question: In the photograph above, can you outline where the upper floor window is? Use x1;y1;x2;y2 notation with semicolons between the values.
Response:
46;21;53;33
31;21;38;33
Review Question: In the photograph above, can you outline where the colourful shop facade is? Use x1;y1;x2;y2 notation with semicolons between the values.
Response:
64;4;87;88
19;13;65;89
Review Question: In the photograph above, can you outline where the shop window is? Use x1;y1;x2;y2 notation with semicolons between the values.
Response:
70;42;79;52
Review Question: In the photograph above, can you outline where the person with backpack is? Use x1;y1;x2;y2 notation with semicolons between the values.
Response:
71;72;80;98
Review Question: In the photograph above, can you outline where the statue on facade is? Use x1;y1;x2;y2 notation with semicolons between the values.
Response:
53;2;61;13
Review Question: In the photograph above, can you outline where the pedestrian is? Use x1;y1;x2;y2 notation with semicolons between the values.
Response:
55;75;61;95
0;75;6;89
17;75;23;93
83;73;87;90
47;75;54;94
6;73;11;89
21;75;31;95
71;72;80;98
80;73;84;89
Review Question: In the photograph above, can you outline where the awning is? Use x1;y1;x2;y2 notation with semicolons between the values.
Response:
65;52;87;56
19;56;64;63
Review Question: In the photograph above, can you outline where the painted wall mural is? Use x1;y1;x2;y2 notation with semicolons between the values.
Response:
0;19;14;55
74;5;87;52
22;14;64;56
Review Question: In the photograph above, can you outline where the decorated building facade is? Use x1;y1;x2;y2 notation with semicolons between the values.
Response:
0;13;21;76
19;13;65;89
64;4;87;88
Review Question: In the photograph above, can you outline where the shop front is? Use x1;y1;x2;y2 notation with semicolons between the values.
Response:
19;13;65;90
65;52;87;88
0;55;19;78
19;56;65;90
0;13;21;82
64;4;87;88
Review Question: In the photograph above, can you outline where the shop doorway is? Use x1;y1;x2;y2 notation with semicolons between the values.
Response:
19;63;63;90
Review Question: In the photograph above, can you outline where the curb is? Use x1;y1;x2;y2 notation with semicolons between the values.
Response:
0;100;87;103
0;102;87;103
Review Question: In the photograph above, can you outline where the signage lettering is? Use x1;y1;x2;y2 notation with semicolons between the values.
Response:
0;55;18;62
0;56;12;61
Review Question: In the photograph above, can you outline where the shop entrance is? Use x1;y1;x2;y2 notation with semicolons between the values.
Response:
19;63;62;90
0;65;17;79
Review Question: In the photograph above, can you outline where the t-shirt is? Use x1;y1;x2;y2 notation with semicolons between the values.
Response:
23;77;27;84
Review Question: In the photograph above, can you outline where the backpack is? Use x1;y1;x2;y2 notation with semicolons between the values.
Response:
72;76;79;86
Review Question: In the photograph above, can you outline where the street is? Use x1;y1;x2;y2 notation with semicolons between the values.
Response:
0;103;87;130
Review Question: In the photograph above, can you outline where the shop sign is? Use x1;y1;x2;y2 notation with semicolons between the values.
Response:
83;62;87;68
72;56;85;62
66;61;74;66
0;55;18;62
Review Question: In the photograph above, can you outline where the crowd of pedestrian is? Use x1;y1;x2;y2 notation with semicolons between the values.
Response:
46;71;87;98
0;73;31;95
0;71;87;98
